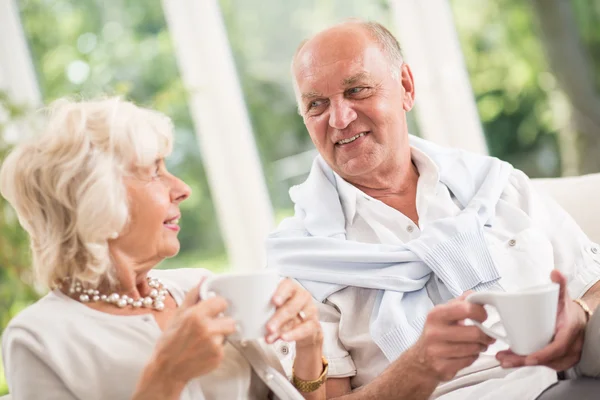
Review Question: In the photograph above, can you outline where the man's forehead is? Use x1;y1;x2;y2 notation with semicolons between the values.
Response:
298;69;371;98
296;43;384;80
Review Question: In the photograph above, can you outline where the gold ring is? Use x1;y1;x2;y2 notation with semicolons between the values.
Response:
298;310;307;321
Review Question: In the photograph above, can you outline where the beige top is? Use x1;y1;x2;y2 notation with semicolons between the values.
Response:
1;268;299;400
315;147;600;399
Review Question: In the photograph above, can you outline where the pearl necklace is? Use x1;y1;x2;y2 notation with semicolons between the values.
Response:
67;277;167;311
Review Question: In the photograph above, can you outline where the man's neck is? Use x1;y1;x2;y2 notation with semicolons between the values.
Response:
346;158;421;225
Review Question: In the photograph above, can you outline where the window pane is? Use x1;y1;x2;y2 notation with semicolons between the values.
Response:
219;0;399;219
450;0;561;177
18;0;229;271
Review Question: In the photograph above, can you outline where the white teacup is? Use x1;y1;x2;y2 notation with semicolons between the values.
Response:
466;283;559;356
199;269;280;340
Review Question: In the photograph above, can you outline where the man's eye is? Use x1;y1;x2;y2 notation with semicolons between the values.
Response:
348;87;364;94
309;100;323;109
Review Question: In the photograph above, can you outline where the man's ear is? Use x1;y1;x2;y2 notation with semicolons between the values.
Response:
400;63;415;111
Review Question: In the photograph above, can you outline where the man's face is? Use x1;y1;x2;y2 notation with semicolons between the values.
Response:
294;29;414;180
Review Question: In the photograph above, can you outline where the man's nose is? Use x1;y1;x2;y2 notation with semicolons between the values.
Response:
329;99;357;130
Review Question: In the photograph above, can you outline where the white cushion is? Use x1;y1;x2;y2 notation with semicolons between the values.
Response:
532;173;600;244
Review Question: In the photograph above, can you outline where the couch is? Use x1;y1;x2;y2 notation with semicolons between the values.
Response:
0;174;598;400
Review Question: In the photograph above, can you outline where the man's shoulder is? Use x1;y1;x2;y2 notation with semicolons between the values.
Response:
271;215;310;237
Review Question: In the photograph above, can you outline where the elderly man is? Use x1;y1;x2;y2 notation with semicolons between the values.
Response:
267;20;600;399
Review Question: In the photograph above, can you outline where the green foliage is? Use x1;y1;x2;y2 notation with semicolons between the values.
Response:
0;94;38;331
452;0;600;177
572;0;600;90
218;0;393;209
0;93;39;395
452;0;561;177
17;0;228;266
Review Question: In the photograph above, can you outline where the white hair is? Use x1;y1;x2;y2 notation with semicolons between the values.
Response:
292;20;404;114
0;97;173;289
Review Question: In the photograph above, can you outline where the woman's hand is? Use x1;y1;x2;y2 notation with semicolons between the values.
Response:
267;279;325;399
134;283;237;399
266;279;323;349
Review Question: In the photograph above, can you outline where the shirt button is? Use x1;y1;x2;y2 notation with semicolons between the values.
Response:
240;339;248;348
592;247;598;254
508;239;517;247
280;343;290;355
407;225;414;233
265;372;274;381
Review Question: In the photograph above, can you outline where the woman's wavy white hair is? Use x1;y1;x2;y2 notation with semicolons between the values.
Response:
0;97;173;289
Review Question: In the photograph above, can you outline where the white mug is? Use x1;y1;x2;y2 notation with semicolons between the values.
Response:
199;269;280;340
466;283;559;356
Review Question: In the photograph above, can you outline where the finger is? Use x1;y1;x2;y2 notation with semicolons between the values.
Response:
551;269;568;303
430;302;488;324
279;318;299;335
181;278;206;309
454;290;474;302
281;320;319;342
267;290;310;334
208;316;238;336
496;349;515;360
210;334;226;346
496;352;527;368
446;290;474;304
437;325;496;345
523;330;570;365
272;279;298;306
195;296;229;317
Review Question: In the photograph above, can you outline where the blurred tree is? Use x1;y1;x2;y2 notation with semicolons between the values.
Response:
530;0;600;174
0;92;38;332
452;0;600;177
0;91;38;395
218;0;394;209
17;0;228;267
452;0;562;177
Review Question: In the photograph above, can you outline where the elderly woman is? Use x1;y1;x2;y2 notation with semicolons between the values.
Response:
0;98;327;400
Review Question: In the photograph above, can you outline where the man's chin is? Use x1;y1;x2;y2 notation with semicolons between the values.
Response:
335;157;378;180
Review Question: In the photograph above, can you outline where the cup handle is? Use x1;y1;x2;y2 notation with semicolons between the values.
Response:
199;277;216;300
466;292;509;343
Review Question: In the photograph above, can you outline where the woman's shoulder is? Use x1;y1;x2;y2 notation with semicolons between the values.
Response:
2;292;80;351
7;292;76;328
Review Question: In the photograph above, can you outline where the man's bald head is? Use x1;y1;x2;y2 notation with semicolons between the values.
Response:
291;20;404;111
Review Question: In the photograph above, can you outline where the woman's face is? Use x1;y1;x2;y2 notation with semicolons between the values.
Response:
110;159;191;268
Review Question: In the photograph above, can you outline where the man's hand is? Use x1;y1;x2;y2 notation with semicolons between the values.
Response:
406;293;496;382
496;270;587;371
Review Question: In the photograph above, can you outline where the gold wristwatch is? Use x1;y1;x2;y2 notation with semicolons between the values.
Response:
292;356;329;393
574;298;593;322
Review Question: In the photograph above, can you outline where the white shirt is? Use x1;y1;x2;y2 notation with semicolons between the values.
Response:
317;147;600;399
1;268;297;400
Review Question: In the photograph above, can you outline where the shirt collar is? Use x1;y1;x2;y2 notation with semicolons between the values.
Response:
334;146;441;225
